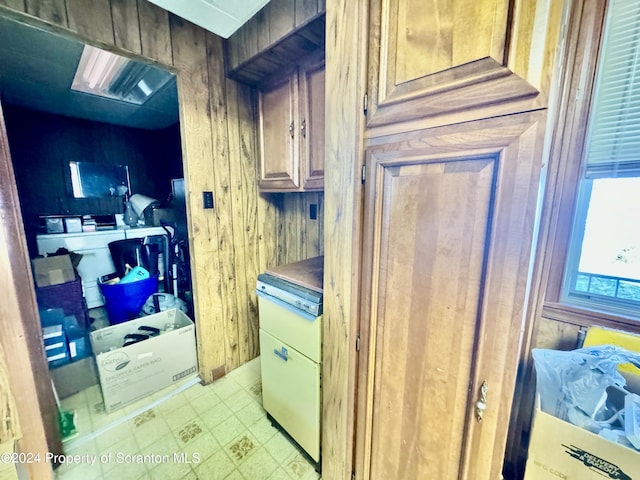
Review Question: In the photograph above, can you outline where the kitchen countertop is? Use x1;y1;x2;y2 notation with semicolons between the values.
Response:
265;255;324;293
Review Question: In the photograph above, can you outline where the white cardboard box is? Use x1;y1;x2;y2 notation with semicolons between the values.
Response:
525;391;640;480
89;309;197;413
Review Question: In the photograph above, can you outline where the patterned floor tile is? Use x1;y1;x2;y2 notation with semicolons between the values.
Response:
226;433;258;464
193;449;236;480
165;403;199;430
175;419;206;445
237;446;279;479
213;415;248;448
55;356;321;480
132;408;157;427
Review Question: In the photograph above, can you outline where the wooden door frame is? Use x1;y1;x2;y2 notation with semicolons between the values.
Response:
0;102;58;479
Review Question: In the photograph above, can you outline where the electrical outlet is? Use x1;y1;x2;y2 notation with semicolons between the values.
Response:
203;191;214;209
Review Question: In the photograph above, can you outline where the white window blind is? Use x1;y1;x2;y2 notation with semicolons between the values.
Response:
586;0;640;177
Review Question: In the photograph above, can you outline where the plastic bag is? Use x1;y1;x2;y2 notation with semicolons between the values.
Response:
532;345;640;427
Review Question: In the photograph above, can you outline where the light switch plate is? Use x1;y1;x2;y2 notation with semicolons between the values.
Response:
203;191;214;209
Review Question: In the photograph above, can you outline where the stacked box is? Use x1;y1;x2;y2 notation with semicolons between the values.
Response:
36;274;89;329
42;325;69;367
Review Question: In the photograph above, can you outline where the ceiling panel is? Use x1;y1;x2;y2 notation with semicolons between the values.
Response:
147;0;270;38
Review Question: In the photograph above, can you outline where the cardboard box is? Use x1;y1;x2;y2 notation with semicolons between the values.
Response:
32;255;75;287
50;356;99;399
89;309;197;413
524;394;640;480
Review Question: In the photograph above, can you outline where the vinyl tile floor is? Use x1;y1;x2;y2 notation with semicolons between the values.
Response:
54;356;321;480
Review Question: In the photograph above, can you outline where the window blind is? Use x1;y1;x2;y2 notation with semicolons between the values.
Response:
586;0;640;177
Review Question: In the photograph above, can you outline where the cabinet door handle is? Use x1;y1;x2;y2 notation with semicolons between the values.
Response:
289;121;295;139
301;119;306;138
274;346;288;361
476;380;488;422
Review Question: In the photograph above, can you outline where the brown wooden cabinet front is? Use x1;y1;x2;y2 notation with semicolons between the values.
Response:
300;61;325;190
366;0;562;135
258;73;300;191
258;60;325;192
356;112;547;479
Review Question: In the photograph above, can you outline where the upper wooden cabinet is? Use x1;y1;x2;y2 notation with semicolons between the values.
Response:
366;0;564;135
258;57;325;192
226;1;325;86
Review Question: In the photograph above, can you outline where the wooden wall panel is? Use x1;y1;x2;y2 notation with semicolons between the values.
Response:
137;0;172;65
169;14;227;383
323;0;368;477
275;192;324;265
25;0;67;25
296;0;319;27
205;32;242;371
226;78;261;362
0;0;25;11
226;0;325;74
111;0;142;53
66;0;114;45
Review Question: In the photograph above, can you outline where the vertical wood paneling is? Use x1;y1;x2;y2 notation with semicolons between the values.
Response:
25;0;67;26
225;77;249;365
137;0;172;65
267;0;296;45
256;8;270;53
66;0;114;44
304;192;323;257
228;79;261;361
205;32;241;371
169;14;227;382
257;193;279;272
0;0;25;11
110;0;142;53
323;0;368;477
295;0;318;26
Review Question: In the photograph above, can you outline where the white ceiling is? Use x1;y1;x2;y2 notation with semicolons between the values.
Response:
147;0;271;39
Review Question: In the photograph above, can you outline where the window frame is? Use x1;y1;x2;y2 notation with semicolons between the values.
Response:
537;0;640;331
561;175;640;319
557;2;640;320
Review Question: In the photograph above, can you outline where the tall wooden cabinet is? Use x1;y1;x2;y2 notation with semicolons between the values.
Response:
351;0;565;479
258;57;325;192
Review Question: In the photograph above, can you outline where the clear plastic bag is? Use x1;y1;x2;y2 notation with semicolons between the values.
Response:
532;345;640;428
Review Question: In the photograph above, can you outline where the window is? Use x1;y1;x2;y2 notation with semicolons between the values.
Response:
562;0;640;319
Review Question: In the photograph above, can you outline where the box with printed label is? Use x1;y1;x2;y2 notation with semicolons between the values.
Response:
524;336;640;480
89;308;197;413
524;392;640;480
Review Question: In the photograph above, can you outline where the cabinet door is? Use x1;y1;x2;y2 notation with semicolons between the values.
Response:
366;0;561;133
300;61;325;191
258;73;300;191
355;112;546;479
